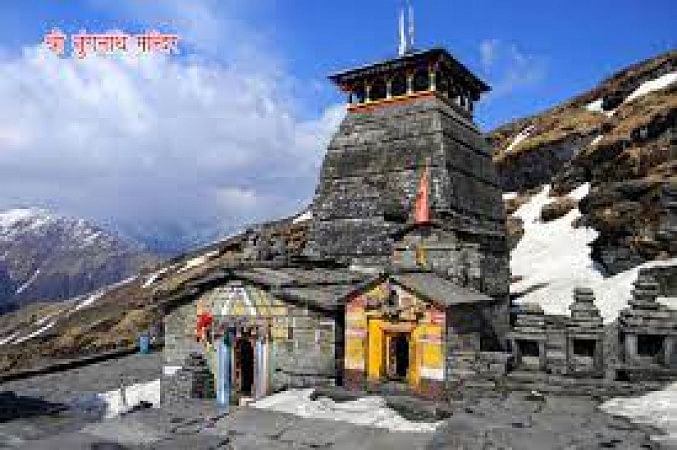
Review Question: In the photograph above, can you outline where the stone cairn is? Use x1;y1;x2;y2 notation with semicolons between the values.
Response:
567;287;603;333
163;352;215;404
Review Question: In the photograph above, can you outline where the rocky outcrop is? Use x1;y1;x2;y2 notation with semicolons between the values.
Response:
489;50;676;274
578;181;672;274
540;197;577;222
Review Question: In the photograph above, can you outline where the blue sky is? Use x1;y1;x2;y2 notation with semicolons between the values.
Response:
1;1;674;128
0;1;674;252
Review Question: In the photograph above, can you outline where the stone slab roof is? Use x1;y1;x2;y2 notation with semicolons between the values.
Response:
233;266;374;312
390;271;493;308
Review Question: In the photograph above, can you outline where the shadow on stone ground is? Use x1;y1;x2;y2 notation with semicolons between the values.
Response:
0;383;674;449
0;391;68;422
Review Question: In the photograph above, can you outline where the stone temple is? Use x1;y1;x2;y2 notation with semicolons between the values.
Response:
160;33;675;405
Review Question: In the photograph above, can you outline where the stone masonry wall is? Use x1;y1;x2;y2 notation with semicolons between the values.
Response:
271;305;337;390
306;96;507;274
163;302;201;368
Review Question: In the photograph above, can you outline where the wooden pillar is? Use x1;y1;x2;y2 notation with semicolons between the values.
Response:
386;78;393;99
538;340;546;371
595;336;604;373
216;335;230;409
406;72;414;95
511;337;521;367
665;336;674;368
428;65;437;92
254;337;263;398
624;333;637;365
365;83;372;103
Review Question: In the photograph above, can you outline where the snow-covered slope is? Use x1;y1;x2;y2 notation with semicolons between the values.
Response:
491;51;676;275
510;185;676;321
253;388;440;433
601;382;677;446
0;208;155;310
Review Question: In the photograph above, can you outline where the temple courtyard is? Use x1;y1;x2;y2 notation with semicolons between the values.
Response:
0;352;675;449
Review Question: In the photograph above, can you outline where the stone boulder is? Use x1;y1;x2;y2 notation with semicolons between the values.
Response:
540;197;577;222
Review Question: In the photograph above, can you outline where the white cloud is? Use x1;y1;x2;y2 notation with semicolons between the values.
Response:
480;38;499;71
0;43;344;252
478;39;546;98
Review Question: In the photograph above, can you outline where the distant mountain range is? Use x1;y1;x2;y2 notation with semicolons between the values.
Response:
0;208;157;313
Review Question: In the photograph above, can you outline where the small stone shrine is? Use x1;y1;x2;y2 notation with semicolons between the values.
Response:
619;271;677;375
508;303;547;371
566;287;604;376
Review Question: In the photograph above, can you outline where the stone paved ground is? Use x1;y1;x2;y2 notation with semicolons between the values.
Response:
2;393;675;449
0;352;675;449
1;352;162;404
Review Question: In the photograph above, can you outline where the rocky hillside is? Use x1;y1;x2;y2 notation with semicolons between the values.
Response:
0;208;157;313
0;210;310;373
490;50;676;275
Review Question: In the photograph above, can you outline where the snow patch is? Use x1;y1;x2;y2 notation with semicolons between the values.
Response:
13;320;55;344
252;388;440;433
72;276;136;312
509;183;677;321
96;379;161;418
292;210;313;224
34;310;59;327
589;134;603;147
503;192;518;200
0;332;19;346
142;267;169;288
14;269;40;295
177;250;220;273
600;383;677;444
505;125;535;153
0;208;54;240
73;291;105;312
0;208;49;228
585;98;604;113
162;365;182;376
625;71;677;104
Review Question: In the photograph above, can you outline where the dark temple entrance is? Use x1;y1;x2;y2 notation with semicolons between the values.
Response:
236;339;254;396
392;334;410;379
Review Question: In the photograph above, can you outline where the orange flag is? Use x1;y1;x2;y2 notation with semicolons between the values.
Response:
414;162;430;224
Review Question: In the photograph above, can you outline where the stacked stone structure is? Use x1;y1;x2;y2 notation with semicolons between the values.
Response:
619;272;677;376
508;304;547;371
162;353;215;404
566;287;604;376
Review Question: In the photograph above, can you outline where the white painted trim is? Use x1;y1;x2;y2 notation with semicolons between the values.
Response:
420;367;444;380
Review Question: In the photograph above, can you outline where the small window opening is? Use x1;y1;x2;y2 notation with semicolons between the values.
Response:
573;339;596;357
517;339;539;357
637;335;664;357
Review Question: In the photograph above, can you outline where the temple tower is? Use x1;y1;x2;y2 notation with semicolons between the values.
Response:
305;45;508;300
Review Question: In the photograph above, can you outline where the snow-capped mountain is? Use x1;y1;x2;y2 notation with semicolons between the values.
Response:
0;208;156;312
